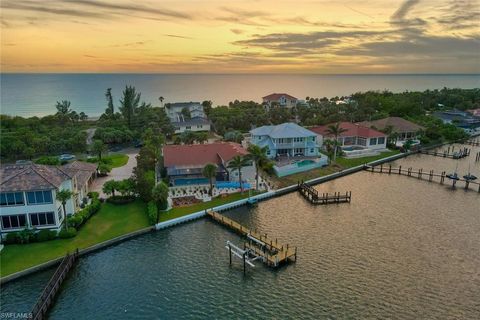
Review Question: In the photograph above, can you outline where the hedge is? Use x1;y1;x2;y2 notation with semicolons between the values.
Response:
58;227;77;239
67;194;101;230
147;201;158;225
106;195;136;205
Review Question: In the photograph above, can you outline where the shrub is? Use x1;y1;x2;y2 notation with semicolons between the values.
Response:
68;215;84;229
18;229;36;244
4;232;20;244
58;227;77;239
88;191;100;199
35;229;57;242
147;201;158;225
35;156;60;166
106;195;136;205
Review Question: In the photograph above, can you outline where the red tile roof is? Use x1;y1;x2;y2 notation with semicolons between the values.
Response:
262;93;297;101
310;122;386;139
163;142;248;167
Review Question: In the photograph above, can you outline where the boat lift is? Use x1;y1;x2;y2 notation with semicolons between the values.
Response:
225;241;263;274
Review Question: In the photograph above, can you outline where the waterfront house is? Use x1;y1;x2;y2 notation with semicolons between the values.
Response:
250;123;321;159
0;161;97;235
165;102;211;134
262;93;298;109
357;117;424;143
310;122;387;158
163;142;255;186
432;110;480;132
249;123;328;177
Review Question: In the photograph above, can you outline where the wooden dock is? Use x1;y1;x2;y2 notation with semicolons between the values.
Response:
298;182;351;205
463;139;480;147
31;250;79;320
207;211;297;268
419;146;470;159
364;164;480;192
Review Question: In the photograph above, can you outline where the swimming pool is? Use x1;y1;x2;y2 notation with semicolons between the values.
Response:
174;178;209;186
342;146;365;151
296;159;316;167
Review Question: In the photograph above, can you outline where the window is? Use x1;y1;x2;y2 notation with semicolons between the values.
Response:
0;192;25;206
29;212;55;227
310;148;314;153
378;137;385;145
357;137;367;146
197;125;203;129
26;190;53;205
370;138;377;145
1;214;27;230
185;126;191;130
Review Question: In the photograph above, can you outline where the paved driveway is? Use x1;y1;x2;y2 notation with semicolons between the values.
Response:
91;148;138;197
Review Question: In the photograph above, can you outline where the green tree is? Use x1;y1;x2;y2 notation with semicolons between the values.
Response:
325;123;348;161
152;182;169;223
119;86;141;128
102;180;118;197
92;139;107;160
105;88;114;115
55;100;72;116
79;112;88;121
227;155;250;192
195;132;208;144
247;144;268;190
202;163;217;196
181;107;191;120
56;189;73;229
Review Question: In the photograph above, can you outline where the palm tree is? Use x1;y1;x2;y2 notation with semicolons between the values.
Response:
159;96;164;108
227;155;250;192
152;182;169;223
56;189;73;229
202;163;217;196
247;144;268;190
119;86;141;128
326;123;348;161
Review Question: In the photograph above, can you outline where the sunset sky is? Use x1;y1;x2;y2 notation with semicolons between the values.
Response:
1;0;479;73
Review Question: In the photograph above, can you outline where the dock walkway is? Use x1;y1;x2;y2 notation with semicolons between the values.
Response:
298;182;351;205
364;164;480;192
31;250;79;320
207;211;296;268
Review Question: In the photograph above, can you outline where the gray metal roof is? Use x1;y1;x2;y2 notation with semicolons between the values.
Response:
250;122;316;138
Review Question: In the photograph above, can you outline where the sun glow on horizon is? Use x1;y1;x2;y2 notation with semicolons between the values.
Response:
1;0;479;73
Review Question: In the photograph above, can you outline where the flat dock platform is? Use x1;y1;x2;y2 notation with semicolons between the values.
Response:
207;210;296;267
298;182;351;205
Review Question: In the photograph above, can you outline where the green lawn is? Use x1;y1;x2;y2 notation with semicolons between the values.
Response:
158;191;259;222
104;153;129;168
0;200;149;277
335;150;401;168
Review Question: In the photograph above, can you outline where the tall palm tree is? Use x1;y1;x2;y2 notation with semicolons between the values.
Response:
105;88;114;115
247;144;268;190
202;163;217;196
56;189;73;229
55;100;72;116
119;86;141;128
159;96;164;108
152;182;169;223
326;123;348;161
227;155;250;192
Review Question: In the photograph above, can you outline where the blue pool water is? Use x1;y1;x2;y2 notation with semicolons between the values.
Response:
296;160;315;167
216;181;251;189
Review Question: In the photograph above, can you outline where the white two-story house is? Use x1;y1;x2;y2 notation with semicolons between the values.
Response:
0;162;96;235
249;123;320;159
165;102;211;134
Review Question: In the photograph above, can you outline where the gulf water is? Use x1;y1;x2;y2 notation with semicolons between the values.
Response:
1;74;479;117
